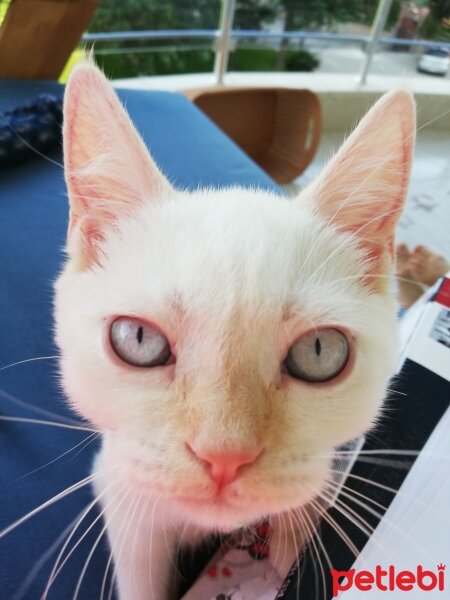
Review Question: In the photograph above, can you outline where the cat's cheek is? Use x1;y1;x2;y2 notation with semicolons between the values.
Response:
60;369;119;431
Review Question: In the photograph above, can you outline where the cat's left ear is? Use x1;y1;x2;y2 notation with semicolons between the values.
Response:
63;63;172;267
301;90;415;270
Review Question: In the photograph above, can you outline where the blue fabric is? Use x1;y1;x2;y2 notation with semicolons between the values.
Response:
0;80;281;599
397;306;407;319
0;94;63;167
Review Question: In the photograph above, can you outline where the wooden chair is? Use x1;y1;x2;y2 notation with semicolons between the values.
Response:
0;0;99;80
184;87;322;184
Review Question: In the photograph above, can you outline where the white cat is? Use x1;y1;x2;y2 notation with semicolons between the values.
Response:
54;63;415;599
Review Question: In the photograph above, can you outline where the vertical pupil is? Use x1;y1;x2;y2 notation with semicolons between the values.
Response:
315;337;321;356
137;326;144;344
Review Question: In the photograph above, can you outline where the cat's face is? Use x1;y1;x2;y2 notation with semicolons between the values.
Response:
55;65;415;531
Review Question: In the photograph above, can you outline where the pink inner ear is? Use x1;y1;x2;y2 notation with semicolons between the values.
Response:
343;191;401;262
63;64;172;268
309;90;415;270
77;216;106;268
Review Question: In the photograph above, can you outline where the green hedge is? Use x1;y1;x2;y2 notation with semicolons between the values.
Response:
228;48;277;71
95;46;319;78
285;48;320;71
95;48;214;79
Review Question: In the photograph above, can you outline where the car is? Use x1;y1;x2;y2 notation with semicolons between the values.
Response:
417;47;450;76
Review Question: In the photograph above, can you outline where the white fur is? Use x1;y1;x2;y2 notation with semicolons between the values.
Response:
55;64;415;599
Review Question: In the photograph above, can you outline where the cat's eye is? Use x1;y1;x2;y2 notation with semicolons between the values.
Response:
110;317;172;367
284;328;349;383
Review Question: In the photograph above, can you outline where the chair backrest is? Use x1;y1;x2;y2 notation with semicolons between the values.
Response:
185;87;322;184
0;0;99;79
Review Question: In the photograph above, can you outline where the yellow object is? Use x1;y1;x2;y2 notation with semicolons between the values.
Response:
59;48;88;83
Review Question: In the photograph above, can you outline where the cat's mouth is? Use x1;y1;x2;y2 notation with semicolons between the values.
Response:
177;494;231;509
174;483;239;508
173;493;263;531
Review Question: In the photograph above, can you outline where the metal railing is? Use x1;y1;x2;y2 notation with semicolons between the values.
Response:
82;29;450;49
81;0;450;85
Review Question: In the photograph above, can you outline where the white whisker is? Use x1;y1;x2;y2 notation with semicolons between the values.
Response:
43;477;120;598
12;514;83;600
285;509;303;600
0;474;96;539
11;433;99;485
0;387;82;426
0;415;97;433
307;495;359;557
6;124;64;169
0;356;59;373
72;486;131;600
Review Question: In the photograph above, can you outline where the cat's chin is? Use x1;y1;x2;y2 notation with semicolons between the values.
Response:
171;489;313;533
173;495;269;532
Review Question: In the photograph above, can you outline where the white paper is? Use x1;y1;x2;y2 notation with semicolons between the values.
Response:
337;405;450;598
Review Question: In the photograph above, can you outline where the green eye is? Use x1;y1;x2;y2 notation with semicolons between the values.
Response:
285;328;349;382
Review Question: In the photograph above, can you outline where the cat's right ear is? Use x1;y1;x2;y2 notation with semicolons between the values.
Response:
63;63;172;269
298;90;415;288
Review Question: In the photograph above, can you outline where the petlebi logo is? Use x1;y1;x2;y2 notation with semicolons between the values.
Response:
331;564;446;596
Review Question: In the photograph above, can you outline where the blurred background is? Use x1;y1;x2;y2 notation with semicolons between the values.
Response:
0;0;448;83
0;0;448;255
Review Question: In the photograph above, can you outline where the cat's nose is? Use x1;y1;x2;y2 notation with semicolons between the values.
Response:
186;444;261;487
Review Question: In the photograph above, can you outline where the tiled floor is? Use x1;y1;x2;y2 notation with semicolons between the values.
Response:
293;130;450;259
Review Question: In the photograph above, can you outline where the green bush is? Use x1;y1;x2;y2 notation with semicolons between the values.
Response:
419;15;450;43
284;49;320;72
229;48;277;71
94;45;320;79
228;47;319;72
95;48;214;79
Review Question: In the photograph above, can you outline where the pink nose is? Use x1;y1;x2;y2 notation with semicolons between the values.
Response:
187;445;261;487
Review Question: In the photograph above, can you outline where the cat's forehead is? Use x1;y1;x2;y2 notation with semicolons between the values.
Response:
106;187;344;276
89;187;369;327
